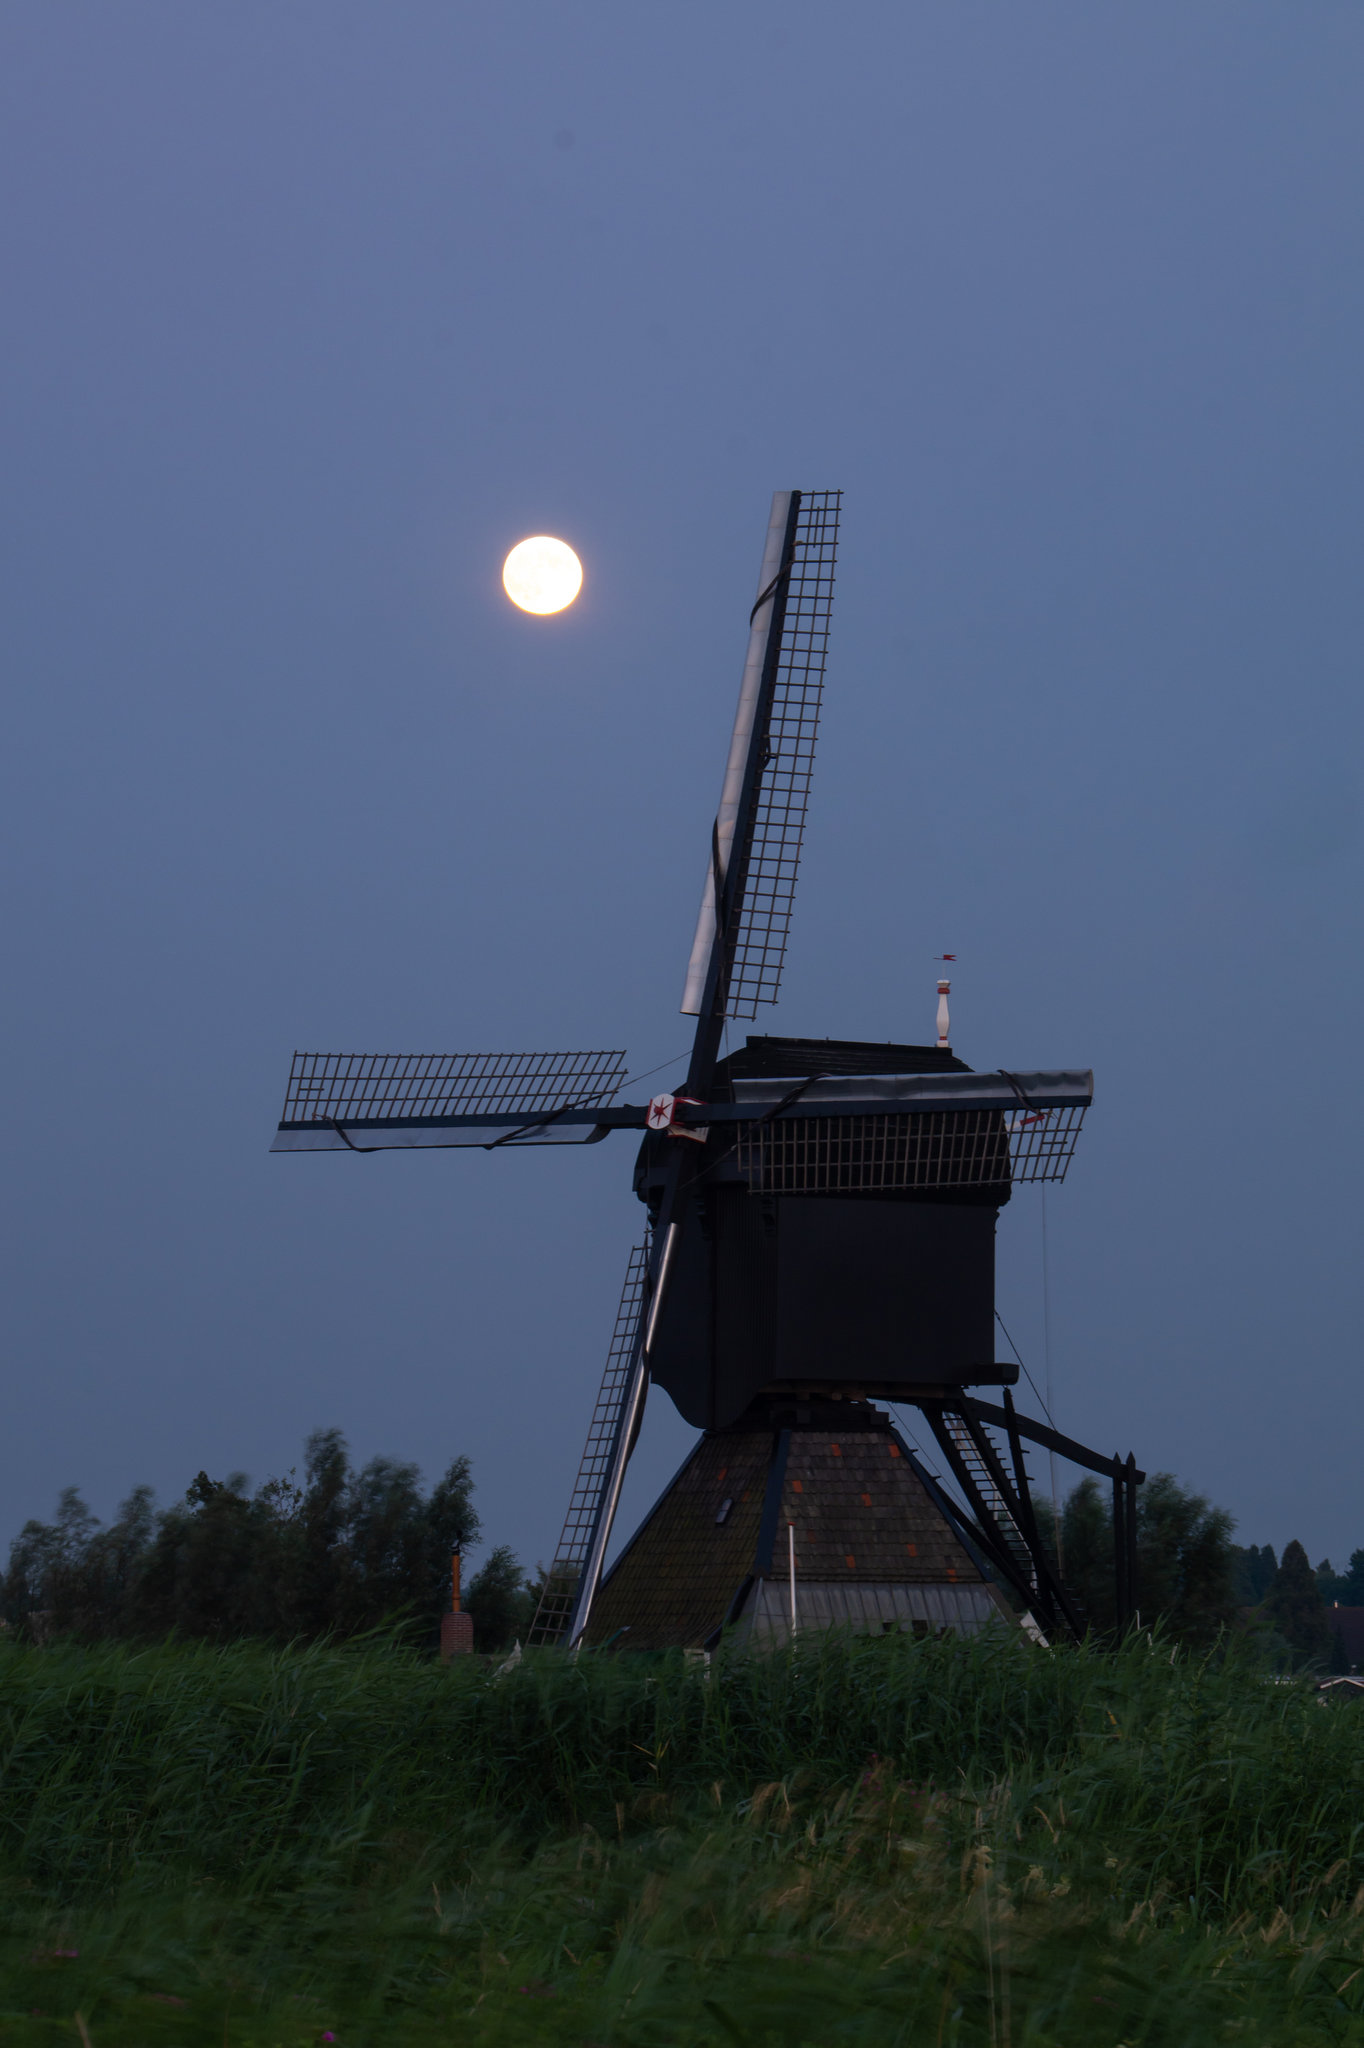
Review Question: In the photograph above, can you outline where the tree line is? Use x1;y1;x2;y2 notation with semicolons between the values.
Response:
1033;1472;1235;1644
1;1433;1354;1666
1231;1541;1364;1612
1226;1537;1363;1671
0;1428;534;1652
1031;1476;1358;1669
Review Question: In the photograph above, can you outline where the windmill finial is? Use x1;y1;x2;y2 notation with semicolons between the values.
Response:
934;955;955;1048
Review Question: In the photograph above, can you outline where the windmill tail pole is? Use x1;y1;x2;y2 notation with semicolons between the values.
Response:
440;1546;473;1661
567;1220;682;1650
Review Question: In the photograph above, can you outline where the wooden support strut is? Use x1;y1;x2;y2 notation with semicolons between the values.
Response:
957;1393;1144;1643
1113;1460;1129;1633
1122;1449;1130;1622
999;1387;1066;1634
962;1397;1145;1486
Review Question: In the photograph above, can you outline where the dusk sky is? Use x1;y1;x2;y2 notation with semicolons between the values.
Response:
2;5;1361;1579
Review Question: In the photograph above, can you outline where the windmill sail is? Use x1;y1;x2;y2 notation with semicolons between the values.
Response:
527;1239;650;1647
558;492;839;1646
271;1048;628;1150
681;490;840;1021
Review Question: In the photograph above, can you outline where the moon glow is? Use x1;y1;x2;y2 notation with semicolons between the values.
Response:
502;535;583;615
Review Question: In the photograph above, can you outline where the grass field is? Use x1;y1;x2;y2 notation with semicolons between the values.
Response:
3;1628;1364;2044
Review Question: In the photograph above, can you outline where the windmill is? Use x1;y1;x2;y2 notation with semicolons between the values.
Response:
272;490;1142;1651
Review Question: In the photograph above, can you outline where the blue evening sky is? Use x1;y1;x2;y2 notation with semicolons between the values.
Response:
2;4;1360;1574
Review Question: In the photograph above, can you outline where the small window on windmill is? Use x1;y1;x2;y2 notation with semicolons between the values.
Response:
715;1497;734;1526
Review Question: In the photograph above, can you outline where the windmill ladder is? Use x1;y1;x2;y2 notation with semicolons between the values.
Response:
527;1240;650;1648
937;1403;1040;1594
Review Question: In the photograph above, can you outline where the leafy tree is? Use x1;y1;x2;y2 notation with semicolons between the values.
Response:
420;1454;481;1622
1028;1472;1236;1644
3;1487;105;1638
1056;1478;1113;1629
465;1544;534;1652
3;1484;164;1639
1329;1549;1364;1607
1229;1543;1277;1606
1136;1473;1237;1644
1262;1539;1333;1670
292;1427;351;1634
1;1430;490;1649
339;1455;431;1631
130;1471;284;1639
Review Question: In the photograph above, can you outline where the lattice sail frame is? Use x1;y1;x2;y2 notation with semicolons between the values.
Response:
725;490;840;1021
735;1104;1087;1193
528;1238;650;1648
280;1049;628;1126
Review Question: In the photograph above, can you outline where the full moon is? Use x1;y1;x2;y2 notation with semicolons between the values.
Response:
502;535;583;615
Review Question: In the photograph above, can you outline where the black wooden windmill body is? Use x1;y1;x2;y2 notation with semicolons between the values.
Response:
273;491;1142;1649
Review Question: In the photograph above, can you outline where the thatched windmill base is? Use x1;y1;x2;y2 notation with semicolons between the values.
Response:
583;1397;1016;1651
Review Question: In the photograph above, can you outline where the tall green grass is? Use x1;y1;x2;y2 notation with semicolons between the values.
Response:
3;1629;1364;2042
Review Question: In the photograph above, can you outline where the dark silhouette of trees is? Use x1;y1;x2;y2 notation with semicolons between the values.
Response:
7;1438;1325;1667
1051;1479;1111;1627
1261;1539;1333;1670
1229;1542;1278;1606
1132;1474;1237;1642
293;1426;351;1633
1;1430;495;1648
464;1544;535;1652
1033;1471;1236;1644
132;1470;283;1639
1311;1549;1364;1608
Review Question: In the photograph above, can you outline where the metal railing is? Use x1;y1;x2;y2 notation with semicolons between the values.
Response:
736;1104;1086;1192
